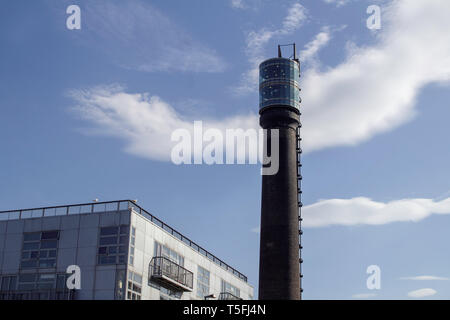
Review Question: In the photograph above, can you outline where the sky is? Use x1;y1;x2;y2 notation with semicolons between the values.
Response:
1;0;450;299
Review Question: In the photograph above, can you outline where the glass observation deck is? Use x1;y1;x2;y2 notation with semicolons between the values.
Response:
259;57;301;111
149;256;194;292
0;200;247;283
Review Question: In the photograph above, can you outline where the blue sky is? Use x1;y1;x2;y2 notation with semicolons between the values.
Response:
1;0;450;299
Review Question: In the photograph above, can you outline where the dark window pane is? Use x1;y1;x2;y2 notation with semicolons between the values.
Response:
108;246;117;254
23;242;40;250
37;282;54;289
39;274;55;281
100;227;119;236
21;260;38;268
118;246;126;254
41;231;59;240
1;278;9;291
56;275;66;289
98;256;116;265
100;236;117;245
48;250;57;258
9;277;16;290
41;240;57;249
30;251;39;258
98;247;107;254
120;225;129;235
39;259;56;268
24;233;40;241
18;283;35;290
19;274;37;282
132;284;141;293
119;236;128;244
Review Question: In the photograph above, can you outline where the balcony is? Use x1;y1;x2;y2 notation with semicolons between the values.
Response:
218;292;242;300
0;290;75;300
0;200;248;283
149;256;193;292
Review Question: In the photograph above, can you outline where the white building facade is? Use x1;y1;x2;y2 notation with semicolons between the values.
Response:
0;200;253;300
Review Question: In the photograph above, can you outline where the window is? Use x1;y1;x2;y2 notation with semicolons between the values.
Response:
160;286;182;300
196;266;210;298
126;271;142;300
115;270;126;300
21;231;59;269
97;226;129;265
17;273;68;291
154;241;184;266
129;227;136;266
221;279;240;298
1;275;17;292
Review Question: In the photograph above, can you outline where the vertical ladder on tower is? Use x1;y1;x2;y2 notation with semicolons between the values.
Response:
296;123;303;299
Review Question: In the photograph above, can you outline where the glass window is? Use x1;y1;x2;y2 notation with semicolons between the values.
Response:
100;227;119;236
128;227;136;266
100;236;118;245
126;271;142;300
97;225;128;265
41;240;57;249
21;231;59;269
23;242;40;250
15;273;69;293
221;279;240;298
24;233;40;241
154;241;184;267
1;275;17;291
196;266;210;298
41;231;59;240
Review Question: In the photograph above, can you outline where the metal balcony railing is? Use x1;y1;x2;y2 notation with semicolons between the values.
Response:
149;256;193;292
0;290;75;300
218;292;242;300
0;200;248;283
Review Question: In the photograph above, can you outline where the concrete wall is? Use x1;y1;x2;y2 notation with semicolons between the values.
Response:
0;208;253;300
0;210;130;300
129;211;253;300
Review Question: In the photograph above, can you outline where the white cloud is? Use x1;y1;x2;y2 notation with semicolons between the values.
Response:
71;1;450;162
300;0;450;152
282;2;308;33
407;288;437;298
76;0;225;73
236;1;450;153
303;197;450;228
323;0;351;7
231;0;245;9
351;293;377;299
233;2;307;95
299;27;331;64
400;276;449;281
70;85;258;162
